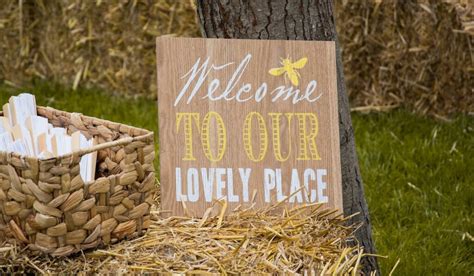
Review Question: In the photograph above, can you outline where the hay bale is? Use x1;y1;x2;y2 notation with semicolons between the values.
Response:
0;203;363;274
0;0;200;95
337;0;473;116
0;1;38;85
0;0;471;116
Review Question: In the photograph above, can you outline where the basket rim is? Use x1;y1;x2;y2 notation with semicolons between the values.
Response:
0;105;154;160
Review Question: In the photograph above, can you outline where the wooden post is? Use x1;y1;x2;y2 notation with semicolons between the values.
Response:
195;0;380;274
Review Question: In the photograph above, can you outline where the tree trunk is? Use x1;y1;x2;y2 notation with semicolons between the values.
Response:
195;0;379;274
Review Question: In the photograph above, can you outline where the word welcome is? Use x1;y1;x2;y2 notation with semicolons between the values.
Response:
174;54;323;106
175;167;328;204
176;111;321;162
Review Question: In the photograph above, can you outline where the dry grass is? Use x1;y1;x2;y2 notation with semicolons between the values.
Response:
0;199;365;274
338;0;473;117
0;0;200;97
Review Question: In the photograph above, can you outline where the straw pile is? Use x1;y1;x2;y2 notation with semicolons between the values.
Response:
337;0;473;117
0;0;472;116
0;0;200;96
0;201;364;274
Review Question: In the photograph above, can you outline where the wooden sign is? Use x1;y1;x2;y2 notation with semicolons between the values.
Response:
156;37;341;217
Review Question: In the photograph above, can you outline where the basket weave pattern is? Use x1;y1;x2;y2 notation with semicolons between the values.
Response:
0;106;155;257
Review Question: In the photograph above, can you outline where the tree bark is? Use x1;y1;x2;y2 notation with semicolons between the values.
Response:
195;0;379;274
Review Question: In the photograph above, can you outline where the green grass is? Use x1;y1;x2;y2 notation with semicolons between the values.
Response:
354;111;474;274
1;81;473;275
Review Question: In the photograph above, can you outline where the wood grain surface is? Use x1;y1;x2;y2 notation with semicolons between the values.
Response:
156;37;341;217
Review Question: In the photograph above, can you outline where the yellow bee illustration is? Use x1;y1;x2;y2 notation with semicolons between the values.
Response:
268;57;308;86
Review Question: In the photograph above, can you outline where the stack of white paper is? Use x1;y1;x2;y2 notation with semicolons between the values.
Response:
0;118;13;151
1;93;97;182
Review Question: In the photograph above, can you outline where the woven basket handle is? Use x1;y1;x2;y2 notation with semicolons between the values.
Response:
71;132;154;158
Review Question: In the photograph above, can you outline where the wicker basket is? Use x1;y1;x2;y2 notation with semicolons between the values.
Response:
0;106;156;257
